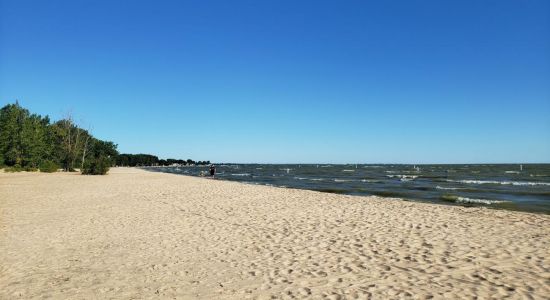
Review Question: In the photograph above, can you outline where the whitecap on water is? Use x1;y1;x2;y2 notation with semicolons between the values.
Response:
455;197;506;205
294;176;324;182
441;195;507;205
436;186;459;190
387;175;418;181
334;179;354;182
448;179;550;186
361;179;379;183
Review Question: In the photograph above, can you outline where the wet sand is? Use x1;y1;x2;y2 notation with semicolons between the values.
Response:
1;167;549;299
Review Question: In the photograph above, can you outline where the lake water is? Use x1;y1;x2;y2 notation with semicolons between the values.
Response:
146;164;550;214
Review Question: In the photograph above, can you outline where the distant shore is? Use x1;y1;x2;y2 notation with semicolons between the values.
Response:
1;168;549;299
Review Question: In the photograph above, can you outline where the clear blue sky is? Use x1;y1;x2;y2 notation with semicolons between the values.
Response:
1;0;549;163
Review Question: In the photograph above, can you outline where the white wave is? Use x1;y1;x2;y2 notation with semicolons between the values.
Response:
448;179;550;186
436;186;459;190
505;171;520;174
231;173;251;176
342;169;355;172
455;197;506;205
361;179;378;183
387;175;418;180
294;177;324;181
334;179;354;182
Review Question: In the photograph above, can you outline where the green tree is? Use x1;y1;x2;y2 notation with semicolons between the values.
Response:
82;156;111;175
21;114;51;167
81;138;118;175
0;102;26;166
51;116;90;171
1;101;207;174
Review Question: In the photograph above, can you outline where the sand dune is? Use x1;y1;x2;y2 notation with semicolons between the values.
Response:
1;168;549;299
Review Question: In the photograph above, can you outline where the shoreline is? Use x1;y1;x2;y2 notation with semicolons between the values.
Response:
144;164;550;215
1;168;549;299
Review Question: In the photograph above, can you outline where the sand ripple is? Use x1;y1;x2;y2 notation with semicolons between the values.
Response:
1;168;549;299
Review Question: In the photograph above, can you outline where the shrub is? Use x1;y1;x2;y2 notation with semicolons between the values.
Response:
4;164;23;172
23;166;38;172
39;160;59;173
82;156;110;175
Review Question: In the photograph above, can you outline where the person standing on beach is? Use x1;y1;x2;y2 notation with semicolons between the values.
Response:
209;164;216;178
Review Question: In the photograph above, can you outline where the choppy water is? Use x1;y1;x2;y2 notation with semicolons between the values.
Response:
146;164;550;214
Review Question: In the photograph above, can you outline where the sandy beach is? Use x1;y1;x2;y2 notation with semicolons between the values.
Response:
1;168;549;299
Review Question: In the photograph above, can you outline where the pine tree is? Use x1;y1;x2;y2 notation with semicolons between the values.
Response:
21;114;50;167
0;102;26;166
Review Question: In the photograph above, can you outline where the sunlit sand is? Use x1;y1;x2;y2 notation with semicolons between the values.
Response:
1;168;548;299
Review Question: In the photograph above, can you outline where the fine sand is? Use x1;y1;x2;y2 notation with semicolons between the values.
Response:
1;168;549;299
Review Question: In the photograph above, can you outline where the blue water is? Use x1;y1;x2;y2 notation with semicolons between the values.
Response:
146;164;550;214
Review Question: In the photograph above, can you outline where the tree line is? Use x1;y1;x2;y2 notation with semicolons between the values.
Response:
0;102;209;174
116;154;210;167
